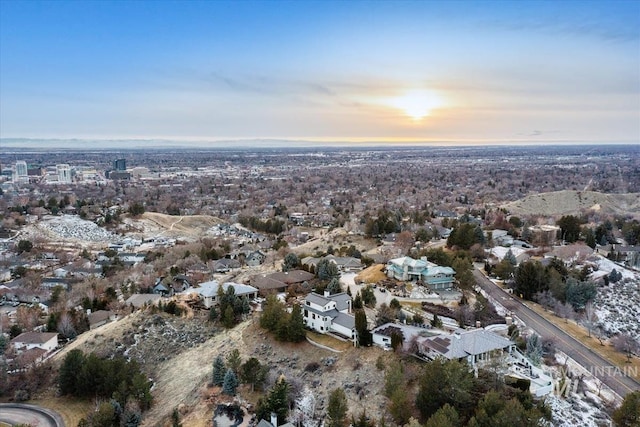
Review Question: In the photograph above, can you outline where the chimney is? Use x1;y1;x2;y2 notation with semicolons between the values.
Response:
324;290;330;298
270;412;278;427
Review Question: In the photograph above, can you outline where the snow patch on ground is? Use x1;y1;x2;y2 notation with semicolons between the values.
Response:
547;394;611;427
594;255;636;279
546;351;615;427
589;256;640;342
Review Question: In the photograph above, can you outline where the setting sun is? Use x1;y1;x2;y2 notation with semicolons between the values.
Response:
389;90;443;121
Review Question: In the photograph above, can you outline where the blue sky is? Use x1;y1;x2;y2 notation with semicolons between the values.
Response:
0;0;638;144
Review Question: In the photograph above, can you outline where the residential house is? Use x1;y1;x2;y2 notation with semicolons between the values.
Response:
246;250;266;266
301;255;362;273
40;277;70;290
153;281;171;297
386;256;455;290
546;244;593;265
187;280;259;308
371;323;437;350
126;293;161;308
487;246;530;266
172;274;192;291
251;270;314;295
187;262;210;276
11;331;59;353
117;252;147;266
302;292;356;344
417;329;514;366
486;229;514;246
212;258;241;273
527;225;560;246
88;310;116;329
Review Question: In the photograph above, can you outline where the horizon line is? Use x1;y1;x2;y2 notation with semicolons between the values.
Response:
2;137;639;150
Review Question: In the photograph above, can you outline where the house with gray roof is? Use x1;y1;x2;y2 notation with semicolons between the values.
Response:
417;328;514;366
88;310;116;329
301;255;362;272
302;292;355;344
126;293;161;308
186;280;258;308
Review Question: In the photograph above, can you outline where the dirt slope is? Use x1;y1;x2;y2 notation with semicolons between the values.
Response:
54;310;392;426
501;191;640;217
124;212;223;240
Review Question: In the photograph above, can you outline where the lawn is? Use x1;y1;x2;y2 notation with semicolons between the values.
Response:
306;330;355;352
30;396;92;426
355;264;387;284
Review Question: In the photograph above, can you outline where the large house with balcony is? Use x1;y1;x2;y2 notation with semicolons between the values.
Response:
302;292;356;344
386;256;455;290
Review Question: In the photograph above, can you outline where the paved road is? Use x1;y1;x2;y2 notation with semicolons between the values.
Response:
473;269;640;398
0;403;64;427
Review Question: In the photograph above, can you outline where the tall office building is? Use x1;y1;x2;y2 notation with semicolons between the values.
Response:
113;159;126;171
14;161;28;182
57;164;72;183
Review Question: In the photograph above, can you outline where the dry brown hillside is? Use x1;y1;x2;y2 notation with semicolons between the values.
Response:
53;310;393;426
123;212;223;241
501;191;640;218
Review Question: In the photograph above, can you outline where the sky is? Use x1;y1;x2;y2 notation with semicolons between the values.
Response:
0;0;639;146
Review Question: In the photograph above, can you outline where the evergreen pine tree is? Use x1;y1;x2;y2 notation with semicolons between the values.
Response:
327;278;342;295
430;314;443;328
287;304;306;342
212;355;226;386
222;369;238;396
504;249;517;266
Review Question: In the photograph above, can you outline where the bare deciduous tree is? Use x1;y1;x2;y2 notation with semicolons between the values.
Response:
611;333;639;363
582;301;598;338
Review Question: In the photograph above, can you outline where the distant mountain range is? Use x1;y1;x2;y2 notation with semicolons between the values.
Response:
2;138;638;151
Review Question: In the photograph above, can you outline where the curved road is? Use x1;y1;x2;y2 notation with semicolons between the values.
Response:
473;269;640;398
0;403;64;427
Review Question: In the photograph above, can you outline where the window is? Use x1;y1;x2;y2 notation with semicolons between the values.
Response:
304;309;308;317
312;313;316;319
306;301;310;306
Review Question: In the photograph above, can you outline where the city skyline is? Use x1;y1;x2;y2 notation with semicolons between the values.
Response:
1;0;639;146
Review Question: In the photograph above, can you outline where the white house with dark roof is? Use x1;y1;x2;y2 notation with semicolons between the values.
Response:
185;280;258;308
302;292;356;344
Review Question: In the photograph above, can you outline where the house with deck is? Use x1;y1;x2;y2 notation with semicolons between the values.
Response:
417;329;514;366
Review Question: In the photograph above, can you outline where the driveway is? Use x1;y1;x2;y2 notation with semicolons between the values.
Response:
473;268;640;398
0;403;64;427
